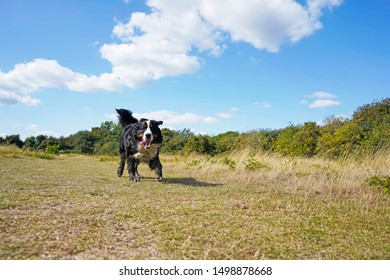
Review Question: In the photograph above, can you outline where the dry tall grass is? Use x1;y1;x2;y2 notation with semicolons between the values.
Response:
170;149;389;201
1;146;389;259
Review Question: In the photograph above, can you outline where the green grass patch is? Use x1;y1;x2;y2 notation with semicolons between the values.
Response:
366;175;390;193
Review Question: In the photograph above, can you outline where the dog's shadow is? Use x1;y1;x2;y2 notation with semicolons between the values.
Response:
162;177;220;187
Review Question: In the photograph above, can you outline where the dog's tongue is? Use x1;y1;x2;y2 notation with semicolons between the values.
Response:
143;140;151;149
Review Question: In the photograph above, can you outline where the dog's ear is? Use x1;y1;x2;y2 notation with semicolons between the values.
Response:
151;120;163;126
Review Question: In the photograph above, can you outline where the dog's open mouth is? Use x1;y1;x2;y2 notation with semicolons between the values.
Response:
139;140;152;149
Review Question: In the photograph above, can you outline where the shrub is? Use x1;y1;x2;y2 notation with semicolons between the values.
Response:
366;176;390;193
291;122;320;157
272;122;319;157
212;131;240;153
160;128;190;154
220;156;236;170
317;121;364;158
46;145;60;155
272;125;300;155
243;155;270;171
183;135;216;155
236;130;279;152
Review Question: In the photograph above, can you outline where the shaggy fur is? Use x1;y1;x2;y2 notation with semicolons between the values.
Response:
116;109;163;182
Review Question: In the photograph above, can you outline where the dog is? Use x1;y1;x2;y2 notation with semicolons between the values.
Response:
116;109;163;182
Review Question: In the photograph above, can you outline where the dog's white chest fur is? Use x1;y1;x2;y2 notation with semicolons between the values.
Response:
133;143;161;161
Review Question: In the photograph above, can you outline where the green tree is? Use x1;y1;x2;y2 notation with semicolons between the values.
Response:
352;98;390;152
317;98;390;157
67;130;96;154
292;122;320;156
100;121;115;131
4;135;24;148
183;135;215;155
161;128;186;153
236;129;279;152
212;131;240;153
272;125;300;156
317;121;364;158
24;136;36;149
35;135;48;150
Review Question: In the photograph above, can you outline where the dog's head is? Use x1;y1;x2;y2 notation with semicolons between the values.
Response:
136;119;163;149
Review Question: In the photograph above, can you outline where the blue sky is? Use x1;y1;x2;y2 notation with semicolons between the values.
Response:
1;0;389;139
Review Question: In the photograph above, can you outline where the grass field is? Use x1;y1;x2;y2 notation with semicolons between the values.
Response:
0;146;389;259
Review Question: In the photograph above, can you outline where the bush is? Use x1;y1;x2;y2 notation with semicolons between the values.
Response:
354;98;390;153
46;145;60;155
236;130;279;152
211;131;240;153
183;135;216;155
220;156;236;170
291;122;320;157
316;122;364;158
243;155;270;171
316;98;390;157
272;125;300;155
366;176;390;193
160;128;192;154
272;123;319;157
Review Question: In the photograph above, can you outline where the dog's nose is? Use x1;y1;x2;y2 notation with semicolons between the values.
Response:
145;133;152;140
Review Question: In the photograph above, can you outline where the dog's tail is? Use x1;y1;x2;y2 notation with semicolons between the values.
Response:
116;109;138;127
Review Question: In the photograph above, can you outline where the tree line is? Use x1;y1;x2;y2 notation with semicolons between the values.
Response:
1;98;389;158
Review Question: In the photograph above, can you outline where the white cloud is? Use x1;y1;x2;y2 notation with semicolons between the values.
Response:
0;59;75;93
299;99;309;105
305;91;337;99
89;41;99;47
1;0;342;105
0;59;122;106
309;99;341;108
307;0;343;19
254;101;272;108
216;112;233;119
104;113;117;120
26;124;40;130
0;59;74;105
110;108;242;126
0;91;40;106
216;107;240;119
133;110;218;125
200;0;321;52
302;90;341;108
67;72;123;92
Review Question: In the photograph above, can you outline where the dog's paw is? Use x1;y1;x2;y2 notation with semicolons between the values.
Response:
156;176;163;182
117;165;124;177
130;176;141;182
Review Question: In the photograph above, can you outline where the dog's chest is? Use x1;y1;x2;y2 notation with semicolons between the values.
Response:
133;144;160;161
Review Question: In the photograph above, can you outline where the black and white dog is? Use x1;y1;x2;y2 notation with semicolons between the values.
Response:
116;109;163;182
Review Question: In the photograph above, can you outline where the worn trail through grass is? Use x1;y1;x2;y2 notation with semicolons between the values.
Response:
0;148;389;259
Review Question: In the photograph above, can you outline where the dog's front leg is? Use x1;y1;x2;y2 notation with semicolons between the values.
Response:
135;161;144;179
127;156;140;182
149;157;163;182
